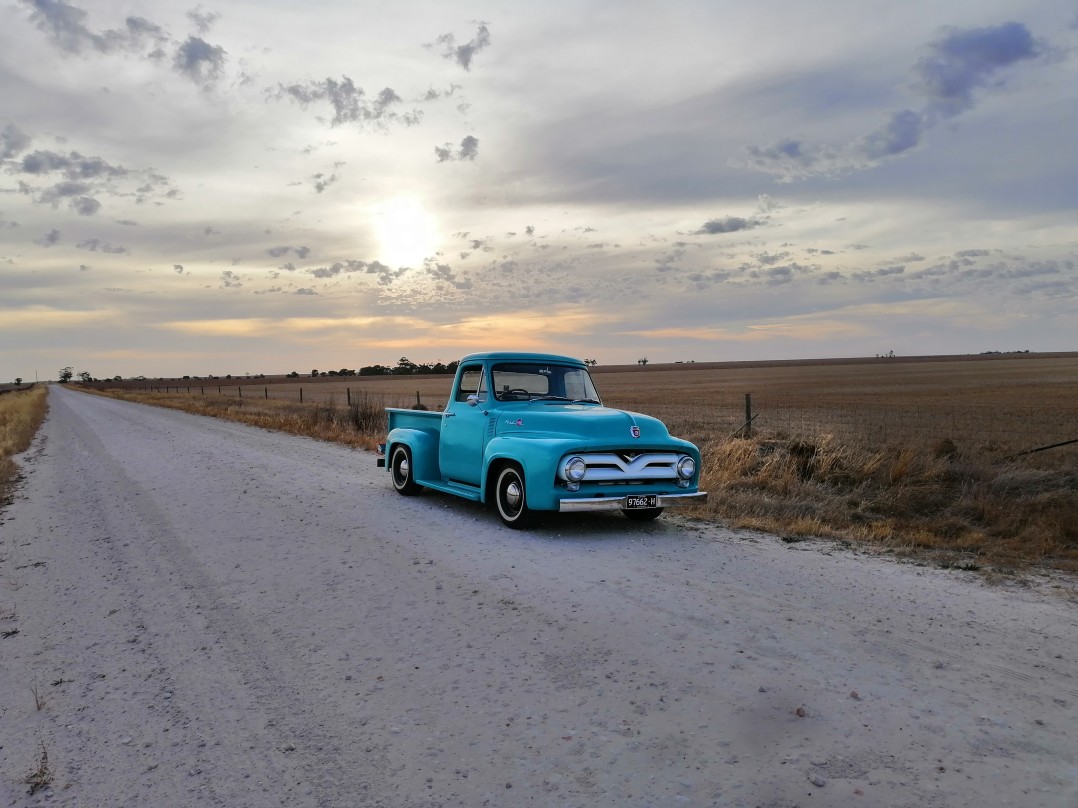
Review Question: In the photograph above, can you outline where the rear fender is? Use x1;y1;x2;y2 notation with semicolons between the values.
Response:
387;428;440;484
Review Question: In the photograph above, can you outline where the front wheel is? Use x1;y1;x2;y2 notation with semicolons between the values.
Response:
622;507;664;522
390;445;422;495
494;465;534;529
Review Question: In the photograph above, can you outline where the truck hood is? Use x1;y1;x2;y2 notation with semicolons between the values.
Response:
494;403;677;447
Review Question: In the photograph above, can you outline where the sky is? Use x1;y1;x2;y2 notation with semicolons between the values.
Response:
1;0;1077;381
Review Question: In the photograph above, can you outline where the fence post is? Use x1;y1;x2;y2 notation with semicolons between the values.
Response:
265;387;268;399
201;386;205;395
299;387;303;403
416;390;422;407
347;387;351;406
745;393;753;438
238;386;242;398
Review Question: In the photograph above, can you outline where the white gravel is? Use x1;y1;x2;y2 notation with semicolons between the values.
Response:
1;385;1075;807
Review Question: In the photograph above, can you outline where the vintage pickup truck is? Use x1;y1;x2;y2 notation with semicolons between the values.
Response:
377;352;706;528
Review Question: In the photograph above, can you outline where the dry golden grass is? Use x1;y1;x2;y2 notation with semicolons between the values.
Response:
84;353;1078;574
0;385;49;506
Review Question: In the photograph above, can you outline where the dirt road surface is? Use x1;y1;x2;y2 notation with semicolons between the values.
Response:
1;386;1075;807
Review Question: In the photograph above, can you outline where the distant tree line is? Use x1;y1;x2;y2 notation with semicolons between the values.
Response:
296;358;460;377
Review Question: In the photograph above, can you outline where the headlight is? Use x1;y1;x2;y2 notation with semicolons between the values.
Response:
676;456;696;479
563;456;587;482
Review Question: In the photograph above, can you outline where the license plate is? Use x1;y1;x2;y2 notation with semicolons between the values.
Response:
626;495;657;509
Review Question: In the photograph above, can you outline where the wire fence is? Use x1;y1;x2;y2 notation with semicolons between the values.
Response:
121;382;1076;459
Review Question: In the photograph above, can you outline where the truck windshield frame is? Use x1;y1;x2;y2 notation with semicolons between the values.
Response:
491;362;601;404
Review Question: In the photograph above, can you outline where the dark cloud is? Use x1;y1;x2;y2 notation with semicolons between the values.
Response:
22;0;166;56
914;22;1043;118
186;7;219;35
312;172;339;194
267;245;310;259
434;135;480;163
220;269;241;287
173;264;184;273
173;36;226;88
19;149;128;180
857;109;924;160
696;216;761;235
276;78;420;128
1;124;32;159
740;22;1045;181
430;24;491;71
35;228;61;246
76;237;127;253
71;196;101;215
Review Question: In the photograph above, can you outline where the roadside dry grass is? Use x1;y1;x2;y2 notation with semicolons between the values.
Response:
83;354;1077;575
0;385;48;508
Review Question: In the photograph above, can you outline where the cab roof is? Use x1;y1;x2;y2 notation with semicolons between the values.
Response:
458;352;585;367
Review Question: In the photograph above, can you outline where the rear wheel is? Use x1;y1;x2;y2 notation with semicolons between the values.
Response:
622;507;664;521
390;445;422;495
494;465;533;529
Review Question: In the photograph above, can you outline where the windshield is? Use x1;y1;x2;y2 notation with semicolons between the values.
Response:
491;362;601;403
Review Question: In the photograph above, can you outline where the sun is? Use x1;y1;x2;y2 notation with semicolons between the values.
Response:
372;197;439;268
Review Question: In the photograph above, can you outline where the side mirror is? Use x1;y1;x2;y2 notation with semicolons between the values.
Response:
467;393;480;407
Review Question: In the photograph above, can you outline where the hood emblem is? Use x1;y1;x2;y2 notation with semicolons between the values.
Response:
629;425;641;439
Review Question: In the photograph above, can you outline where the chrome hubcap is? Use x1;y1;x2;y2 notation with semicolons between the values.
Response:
504;480;521;511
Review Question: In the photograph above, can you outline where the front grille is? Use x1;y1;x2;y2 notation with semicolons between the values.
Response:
567;451;682;482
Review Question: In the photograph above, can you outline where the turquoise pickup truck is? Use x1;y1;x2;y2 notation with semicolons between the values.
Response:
377;352;706;528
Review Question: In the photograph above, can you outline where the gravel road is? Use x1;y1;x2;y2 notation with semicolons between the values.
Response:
1;386;1075;807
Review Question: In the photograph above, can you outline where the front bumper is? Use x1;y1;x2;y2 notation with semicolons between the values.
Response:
558;491;707;512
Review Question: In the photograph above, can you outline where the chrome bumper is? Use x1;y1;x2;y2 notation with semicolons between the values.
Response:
558;491;707;512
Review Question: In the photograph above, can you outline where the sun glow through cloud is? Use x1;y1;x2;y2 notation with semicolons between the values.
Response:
372;197;439;269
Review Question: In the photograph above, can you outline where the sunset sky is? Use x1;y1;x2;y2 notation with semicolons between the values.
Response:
2;0;1076;381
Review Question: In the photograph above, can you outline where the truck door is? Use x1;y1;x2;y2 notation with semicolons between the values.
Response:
439;363;489;486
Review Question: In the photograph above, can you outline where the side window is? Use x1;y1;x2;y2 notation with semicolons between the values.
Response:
456;366;487;402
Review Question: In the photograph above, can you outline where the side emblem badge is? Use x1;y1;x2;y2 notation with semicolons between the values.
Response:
630;426;641;439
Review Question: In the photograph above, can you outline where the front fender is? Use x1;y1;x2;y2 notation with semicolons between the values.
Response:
482;436;580;511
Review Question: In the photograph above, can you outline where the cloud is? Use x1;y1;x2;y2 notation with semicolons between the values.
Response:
267;245;310;259
173;36;226;88
914;22;1043;118
71;196;101;215
430;24;491;71
1;124;32;159
186;6;219;35
275;78;420;128
35;228;61;246
435;135;480;162
21;0;166;56
738;21;1045;181
696;216;762;235
76;237;127;253
855;109;925;161
173;264;184;273
220;269;241;287
312;172;338;193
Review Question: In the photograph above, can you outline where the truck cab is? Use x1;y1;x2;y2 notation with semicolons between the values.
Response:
379;352;706;528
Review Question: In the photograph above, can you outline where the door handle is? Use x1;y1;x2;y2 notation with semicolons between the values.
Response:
444;412;456;418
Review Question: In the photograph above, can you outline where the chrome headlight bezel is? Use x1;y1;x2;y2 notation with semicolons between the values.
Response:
676;455;696;480
563;456;587;482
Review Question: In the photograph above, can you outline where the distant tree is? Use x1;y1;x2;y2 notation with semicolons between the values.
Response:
395;356;417;375
637;357;648;366
77;371;93;382
14;377;22;385
58;366;73;383
311;369;319;377
583;358;597;366
287;371;299;378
